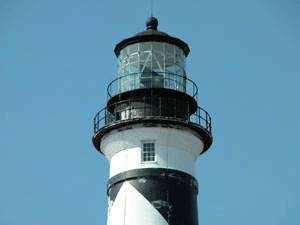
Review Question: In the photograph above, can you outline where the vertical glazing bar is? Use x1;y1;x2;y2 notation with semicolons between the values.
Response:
117;75;120;95
138;43;140;78
173;45;176;91
163;43;166;88
151;42;153;74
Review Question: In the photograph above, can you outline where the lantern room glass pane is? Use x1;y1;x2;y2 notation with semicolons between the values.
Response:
129;53;138;64
118;42;186;94
129;43;138;54
140;42;151;52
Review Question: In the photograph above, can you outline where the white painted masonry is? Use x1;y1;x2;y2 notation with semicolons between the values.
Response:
101;125;204;177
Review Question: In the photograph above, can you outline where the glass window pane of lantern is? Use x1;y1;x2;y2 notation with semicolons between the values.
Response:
120;75;128;92
129;53;138;64
118;47;129;92
152;41;163;52
139;51;150;63
120;48;127;59
175;46;181;63
165;73;170;88
140;59;152;88
117;41;187;94
123;65;128;76
140;42;151;52
152;42;164;74
129;62;138;74
152;52;164;73
169;75;175;90
129;77;135;90
165;43;174;57
133;73;139;89
129;43;138;54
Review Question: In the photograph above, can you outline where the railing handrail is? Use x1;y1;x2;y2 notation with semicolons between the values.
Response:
93;97;211;135
106;72;198;101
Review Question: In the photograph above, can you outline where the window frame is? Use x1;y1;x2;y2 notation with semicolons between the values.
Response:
141;141;156;163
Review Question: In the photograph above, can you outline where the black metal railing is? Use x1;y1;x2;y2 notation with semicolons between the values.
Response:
107;72;198;101
94;97;211;135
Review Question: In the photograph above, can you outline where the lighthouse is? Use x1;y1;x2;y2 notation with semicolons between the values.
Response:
92;16;213;225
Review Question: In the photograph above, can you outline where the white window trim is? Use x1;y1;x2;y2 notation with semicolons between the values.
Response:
141;141;156;163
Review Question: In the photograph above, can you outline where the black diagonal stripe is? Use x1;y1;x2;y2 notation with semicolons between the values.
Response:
128;178;170;222
128;178;199;225
107;169;199;225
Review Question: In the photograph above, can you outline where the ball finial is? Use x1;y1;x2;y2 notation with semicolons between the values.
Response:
146;16;158;30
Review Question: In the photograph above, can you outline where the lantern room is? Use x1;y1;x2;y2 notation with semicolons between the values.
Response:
114;17;190;95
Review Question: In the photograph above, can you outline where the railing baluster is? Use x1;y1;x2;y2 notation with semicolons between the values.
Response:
104;107;107;125
206;112;208;129
198;107;201;125
129;99;131;119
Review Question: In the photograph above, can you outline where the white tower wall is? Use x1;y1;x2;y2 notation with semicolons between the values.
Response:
101;125;204;177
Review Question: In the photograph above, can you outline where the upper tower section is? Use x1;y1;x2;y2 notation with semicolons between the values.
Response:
109;16;192;99
93;17;212;155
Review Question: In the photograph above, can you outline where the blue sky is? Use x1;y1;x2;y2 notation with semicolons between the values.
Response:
1;0;300;224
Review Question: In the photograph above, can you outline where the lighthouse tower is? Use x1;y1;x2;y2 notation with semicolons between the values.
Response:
92;17;213;225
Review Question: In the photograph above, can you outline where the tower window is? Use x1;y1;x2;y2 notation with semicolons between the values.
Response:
142;142;155;162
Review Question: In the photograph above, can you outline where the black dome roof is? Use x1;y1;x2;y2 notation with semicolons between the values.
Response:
114;17;190;57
